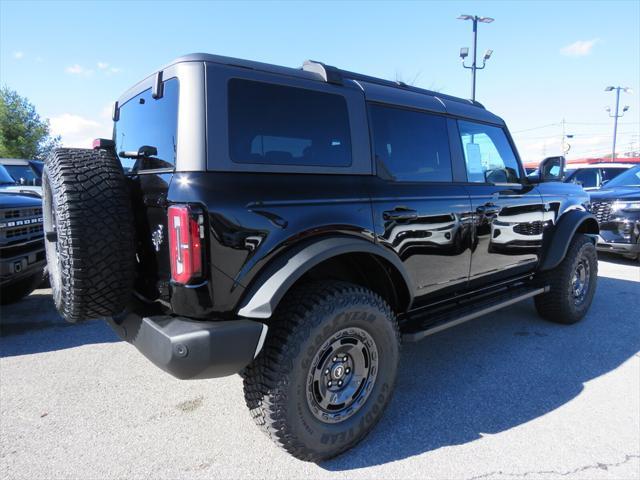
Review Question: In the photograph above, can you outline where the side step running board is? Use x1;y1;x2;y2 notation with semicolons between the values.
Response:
403;286;548;343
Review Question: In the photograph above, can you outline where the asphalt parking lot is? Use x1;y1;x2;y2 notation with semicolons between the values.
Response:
1;253;639;480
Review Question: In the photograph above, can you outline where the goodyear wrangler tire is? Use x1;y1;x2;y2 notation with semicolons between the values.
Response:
534;234;597;324
243;281;400;462
43;148;134;322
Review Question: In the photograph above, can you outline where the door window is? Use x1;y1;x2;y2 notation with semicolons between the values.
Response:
369;104;453;182
458;120;521;184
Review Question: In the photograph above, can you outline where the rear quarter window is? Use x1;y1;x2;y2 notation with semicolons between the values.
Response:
114;78;179;173
228;79;352;167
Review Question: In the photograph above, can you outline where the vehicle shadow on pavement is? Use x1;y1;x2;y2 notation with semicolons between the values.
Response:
322;275;640;470
598;252;639;267
0;289;120;357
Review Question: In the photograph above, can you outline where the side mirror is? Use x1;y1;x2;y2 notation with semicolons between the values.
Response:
537;156;565;182
601;179;610;187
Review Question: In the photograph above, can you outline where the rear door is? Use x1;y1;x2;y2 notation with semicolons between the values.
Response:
114;77;180;300
455;120;547;286
366;103;474;305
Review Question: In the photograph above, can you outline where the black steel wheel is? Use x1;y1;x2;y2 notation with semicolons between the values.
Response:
535;233;597;324
243;281;400;462
306;327;378;424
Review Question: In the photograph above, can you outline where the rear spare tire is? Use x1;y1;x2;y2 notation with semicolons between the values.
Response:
43;148;134;322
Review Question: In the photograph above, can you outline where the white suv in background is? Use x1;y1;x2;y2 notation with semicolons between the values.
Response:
564;163;635;190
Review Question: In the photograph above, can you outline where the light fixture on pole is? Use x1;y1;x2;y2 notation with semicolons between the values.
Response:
458;14;494;101
605;86;632;161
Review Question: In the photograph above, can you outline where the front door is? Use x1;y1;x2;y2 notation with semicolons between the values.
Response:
455;119;547;287
366;103;474;305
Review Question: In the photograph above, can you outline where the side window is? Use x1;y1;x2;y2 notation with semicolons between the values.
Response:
369;104;452;182
458;120;521;183
114;78;179;173
228;79;352;167
602;168;624;182
571;169;599;188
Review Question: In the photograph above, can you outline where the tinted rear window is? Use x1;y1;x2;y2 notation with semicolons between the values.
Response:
369;104;452;182
228;79;352;167
114;78;179;173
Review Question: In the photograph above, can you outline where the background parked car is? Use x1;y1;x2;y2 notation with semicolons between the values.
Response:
0;192;46;304
589;164;640;260
0;158;43;197
564;162;634;191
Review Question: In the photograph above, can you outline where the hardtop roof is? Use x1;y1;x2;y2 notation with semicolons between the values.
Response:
123;53;505;125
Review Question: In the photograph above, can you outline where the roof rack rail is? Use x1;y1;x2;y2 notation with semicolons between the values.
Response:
304;57;484;109
302;60;343;85
340;68;485;108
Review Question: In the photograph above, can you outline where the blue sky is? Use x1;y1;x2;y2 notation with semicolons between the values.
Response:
1;0;639;162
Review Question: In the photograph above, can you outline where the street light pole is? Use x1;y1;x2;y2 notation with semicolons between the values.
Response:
605;86;631;161
458;14;494;102
471;18;478;101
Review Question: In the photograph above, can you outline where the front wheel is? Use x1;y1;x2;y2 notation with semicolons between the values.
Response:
535;234;598;324
243;281;400;462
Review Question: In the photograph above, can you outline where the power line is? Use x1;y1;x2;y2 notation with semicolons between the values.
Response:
510;123;559;134
511;120;640;134
514;131;639;140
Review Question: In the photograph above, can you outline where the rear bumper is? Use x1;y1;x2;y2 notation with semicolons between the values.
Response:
107;313;267;380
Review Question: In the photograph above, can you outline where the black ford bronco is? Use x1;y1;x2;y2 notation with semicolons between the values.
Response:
43;54;599;461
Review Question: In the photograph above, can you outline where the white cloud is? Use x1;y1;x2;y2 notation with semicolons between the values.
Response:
67;62;120;76
560;39;599;57
100;104;113;120
13;51;24;59
65;64;94;76
49;113;111;148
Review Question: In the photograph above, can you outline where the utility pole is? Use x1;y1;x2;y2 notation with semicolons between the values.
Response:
458;15;494;102
605;86;631;161
561;118;573;156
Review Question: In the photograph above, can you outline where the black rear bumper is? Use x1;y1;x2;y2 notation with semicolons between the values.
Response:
107;313;267;380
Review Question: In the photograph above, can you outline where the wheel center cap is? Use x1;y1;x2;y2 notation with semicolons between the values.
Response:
332;365;345;379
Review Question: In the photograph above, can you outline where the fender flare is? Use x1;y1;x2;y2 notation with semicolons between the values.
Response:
237;236;414;319
539;209;599;271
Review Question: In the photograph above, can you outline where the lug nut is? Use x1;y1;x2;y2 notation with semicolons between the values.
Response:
345;368;350;374
332;357;337;362
324;368;330;375
338;380;343;386
327;381;333;387
342;357;348;362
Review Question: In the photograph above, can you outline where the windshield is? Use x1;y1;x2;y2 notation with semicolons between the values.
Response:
3;164;40;185
0;165;16;185
603;165;640;188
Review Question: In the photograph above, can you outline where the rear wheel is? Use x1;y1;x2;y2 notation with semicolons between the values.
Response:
43;148;135;322
243;281;400;462
535;234;597;324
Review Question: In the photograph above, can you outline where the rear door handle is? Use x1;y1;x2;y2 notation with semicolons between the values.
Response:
383;209;418;221
476;203;501;216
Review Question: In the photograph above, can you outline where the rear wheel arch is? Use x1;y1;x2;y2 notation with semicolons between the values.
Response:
236;237;414;319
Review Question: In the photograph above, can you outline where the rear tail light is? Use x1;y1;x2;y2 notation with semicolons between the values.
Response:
168;205;204;284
